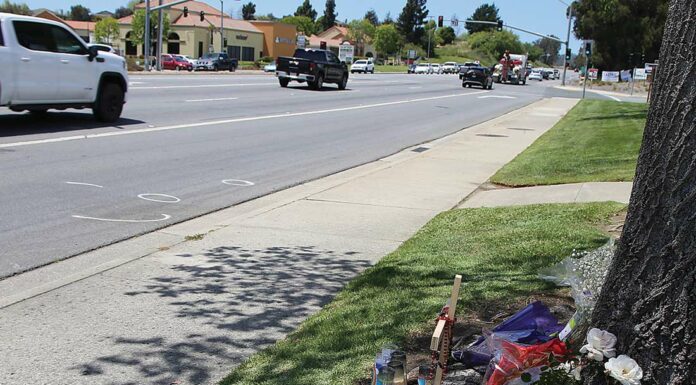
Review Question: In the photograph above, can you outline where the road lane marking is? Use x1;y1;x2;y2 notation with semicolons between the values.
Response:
222;179;255;186
600;93;622;102
72;214;172;223
0;90;489;149
185;97;239;102
131;83;275;89
478;95;517;99
65;181;104;188
137;193;181;203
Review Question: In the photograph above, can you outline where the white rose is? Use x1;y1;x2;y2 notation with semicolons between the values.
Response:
605;355;643;385
580;328;617;361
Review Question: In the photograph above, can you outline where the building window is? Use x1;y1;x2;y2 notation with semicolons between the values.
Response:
125;31;136;55
228;45;240;59
167;32;180;54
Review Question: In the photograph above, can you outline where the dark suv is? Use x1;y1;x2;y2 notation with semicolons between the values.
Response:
196;52;238;72
461;66;494;89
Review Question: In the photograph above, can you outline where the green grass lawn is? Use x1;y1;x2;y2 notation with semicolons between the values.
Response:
491;100;647;187
221;202;623;385
375;65;408;73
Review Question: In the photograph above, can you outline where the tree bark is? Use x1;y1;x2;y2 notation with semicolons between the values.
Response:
586;0;696;384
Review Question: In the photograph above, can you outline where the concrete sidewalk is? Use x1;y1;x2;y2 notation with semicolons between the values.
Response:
461;182;633;208
0;98;578;385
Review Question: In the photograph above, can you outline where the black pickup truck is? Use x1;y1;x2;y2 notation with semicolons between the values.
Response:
276;48;349;90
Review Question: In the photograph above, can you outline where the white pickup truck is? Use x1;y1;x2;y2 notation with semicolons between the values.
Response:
0;13;128;122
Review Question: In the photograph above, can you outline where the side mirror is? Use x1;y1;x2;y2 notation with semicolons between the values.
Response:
88;45;99;62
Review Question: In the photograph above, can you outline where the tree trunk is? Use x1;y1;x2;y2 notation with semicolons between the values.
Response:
585;1;696;384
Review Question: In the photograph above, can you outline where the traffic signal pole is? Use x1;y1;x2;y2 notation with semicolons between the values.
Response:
144;0;150;71
156;0;163;71
561;5;574;86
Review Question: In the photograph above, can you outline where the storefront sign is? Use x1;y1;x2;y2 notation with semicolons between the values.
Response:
236;35;248;40
339;43;354;63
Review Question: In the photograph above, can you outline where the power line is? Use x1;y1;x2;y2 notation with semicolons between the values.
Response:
555;0;570;6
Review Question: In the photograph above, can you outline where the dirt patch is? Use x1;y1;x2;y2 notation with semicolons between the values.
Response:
602;210;627;240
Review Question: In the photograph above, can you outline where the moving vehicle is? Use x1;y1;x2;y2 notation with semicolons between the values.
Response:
161;54;192;71
350;59;375;74
0;13;128;122
89;43;115;54
196;52;238;71
492;53;528;85
458;63;479;79
431;63;442;74
442;62;458;74
528;70;543;81
263;61;276;73
461;65;493;89
414;63;432;74
276;48;349;90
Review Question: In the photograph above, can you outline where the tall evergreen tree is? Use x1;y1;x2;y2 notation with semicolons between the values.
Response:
294;0;317;22
68;5;92;21
321;0;336;31
0;0;31;15
465;3;500;34
364;9;379;26
396;0;428;45
242;2;256;20
383;11;394;25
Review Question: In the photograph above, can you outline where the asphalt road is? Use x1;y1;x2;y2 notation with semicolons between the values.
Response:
0;72;643;277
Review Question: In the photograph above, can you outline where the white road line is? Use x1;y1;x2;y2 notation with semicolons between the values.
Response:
185;97;239;102
72;214;172;223
131;83;275;90
409;86;423;89
601;93;622;102
0;90;489;149
65;181;104;188
478;95;517;99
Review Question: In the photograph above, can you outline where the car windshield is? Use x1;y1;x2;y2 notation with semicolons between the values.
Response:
354;61;366;64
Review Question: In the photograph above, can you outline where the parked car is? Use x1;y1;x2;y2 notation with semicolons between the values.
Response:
431;63;442;74
529;70;543;81
196;52;238;71
276;48;349;90
161;54;192;71
263;61;276;73
350;59;375;74
414;63;432;74
179;55;196;66
407;64;417;73
461;65;493;89
0;13;128;122
441;62;458;74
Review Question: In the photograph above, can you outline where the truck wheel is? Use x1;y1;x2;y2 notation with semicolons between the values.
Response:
229;65;235;72
313;74;323;91
338;75;348;90
93;82;124;123
279;78;290;88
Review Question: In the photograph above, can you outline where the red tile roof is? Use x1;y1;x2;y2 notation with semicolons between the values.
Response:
64;20;96;31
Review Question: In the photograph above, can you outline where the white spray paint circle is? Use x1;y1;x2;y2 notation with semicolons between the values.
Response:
137;193;181;203
222;179;255;187
72;214;172;223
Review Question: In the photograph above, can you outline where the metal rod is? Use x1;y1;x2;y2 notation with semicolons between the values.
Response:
144;0;150;71
582;53;588;99
220;0;224;53
631;67;636;96
156;1;163;71
149;0;188;12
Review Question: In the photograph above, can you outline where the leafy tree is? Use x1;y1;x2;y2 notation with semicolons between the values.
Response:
0;0;30;15
242;2;256;20
584;1;696;384
69;5;92;21
573;0;668;69
114;6;133;19
523;42;543;62
280;15;316;35
321;0;336;30
374;23;402;55
467;30;523;60
130;9;170;54
397;0;429;45
347;18;376;56
421;19;441;57
383;11;394;25
437;26;456;45
364;9;379;26
94;17;120;44
294;0;317;21
256;13;278;21
465;3;500;34
534;35;561;65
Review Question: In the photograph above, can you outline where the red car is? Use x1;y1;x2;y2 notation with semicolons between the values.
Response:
161;54;193;71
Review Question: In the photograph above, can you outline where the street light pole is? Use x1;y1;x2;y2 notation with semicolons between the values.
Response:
156;0;163;71
561;3;574;86
144;0;150;71
220;0;224;53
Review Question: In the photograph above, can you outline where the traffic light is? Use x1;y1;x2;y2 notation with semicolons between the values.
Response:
200;11;205;22
641;53;645;64
183;6;188;17
437;16;444;28
565;48;571;61
496;20;503;31
585;41;592;56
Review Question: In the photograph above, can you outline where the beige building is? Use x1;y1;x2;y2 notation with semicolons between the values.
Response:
117;0;264;60
308;25;376;58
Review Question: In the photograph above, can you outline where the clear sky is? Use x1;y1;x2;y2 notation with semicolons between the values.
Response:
29;0;582;50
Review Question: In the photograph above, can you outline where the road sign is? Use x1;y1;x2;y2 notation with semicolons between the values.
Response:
645;63;658;74
588;68;598;80
297;35;306;48
338;43;354;63
451;19;458;27
408;49;417;59
634;68;647;80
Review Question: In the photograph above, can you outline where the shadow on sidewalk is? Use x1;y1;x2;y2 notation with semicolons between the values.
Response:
71;245;370;385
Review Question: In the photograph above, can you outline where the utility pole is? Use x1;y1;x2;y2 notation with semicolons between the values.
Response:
156;0;163;71
561;2;574;86
582;48;589;99
144;0;150;71
220;0;224;53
